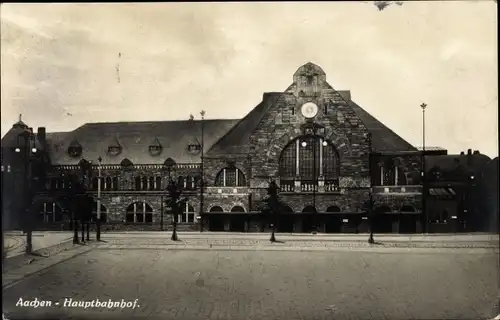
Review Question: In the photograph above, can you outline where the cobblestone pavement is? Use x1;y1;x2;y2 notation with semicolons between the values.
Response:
3;248;499;320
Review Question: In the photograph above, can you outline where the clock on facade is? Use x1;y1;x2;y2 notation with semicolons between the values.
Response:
301;102;318;118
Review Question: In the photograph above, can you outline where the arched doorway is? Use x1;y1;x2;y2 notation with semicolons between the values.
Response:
230;206;246;232
278;205;294;233
209;206;225;231
301;206;317;233
325;205;342;233
374;205;392;233
399;205;417;233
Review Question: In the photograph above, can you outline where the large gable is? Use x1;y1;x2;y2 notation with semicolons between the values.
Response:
207;62;417;155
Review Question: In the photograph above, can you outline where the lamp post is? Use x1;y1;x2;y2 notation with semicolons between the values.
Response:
199;110;206;232
268;180;278;242
421;103;427;233
15;128;37;254
366;132;375;244
70;172;79;244
164;158;177;240
96;156;102;241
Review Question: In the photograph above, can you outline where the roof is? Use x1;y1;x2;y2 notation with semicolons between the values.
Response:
347;100;417;152
206;93;283;155
44;119;239;165
416;147;447;152
425;154;492;175
207;62;417;155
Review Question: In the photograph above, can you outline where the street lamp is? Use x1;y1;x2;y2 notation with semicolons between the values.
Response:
199;110;205;233
366;132;375;244
96;156;102;241
421;102;428;233
15;128;37;254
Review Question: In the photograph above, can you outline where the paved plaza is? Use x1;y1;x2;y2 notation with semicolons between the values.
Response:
2;245;499;320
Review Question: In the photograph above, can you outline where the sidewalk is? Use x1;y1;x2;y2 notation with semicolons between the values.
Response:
101;231;499;242
4;232;74;259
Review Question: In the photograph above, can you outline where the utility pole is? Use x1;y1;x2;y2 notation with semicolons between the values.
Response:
96;156;102;241
421;103;427;233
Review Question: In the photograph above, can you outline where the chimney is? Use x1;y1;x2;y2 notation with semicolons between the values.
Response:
37;127;46;147
473;150;480;155
460;151;465;155
467;149;472;156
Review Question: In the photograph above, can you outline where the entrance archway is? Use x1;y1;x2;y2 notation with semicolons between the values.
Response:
399;205;417;233
325;205;342;233
209;206;225;231
278;205;294;233
230;206;246;232
301;206;317;233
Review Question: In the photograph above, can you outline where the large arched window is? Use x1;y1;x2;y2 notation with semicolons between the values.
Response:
279;136;339;180
177;203;195;223
126;202;153;223
215;168;246;187
38;202;63;223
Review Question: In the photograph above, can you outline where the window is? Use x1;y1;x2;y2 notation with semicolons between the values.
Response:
148;177;154;191
135;176;142;190
105;177;112;190
126;202;153;223
215;168;246;187
148;145;162;156
67;146;82;157
178;176;186;188
177;203;195;223
39;202;63;223
108;146;121;156
142;176;148;190
291;107;295;115
278;136;339;181
379;160;407;186
185;176;196;190
112;177;119;190
155;176;162;190
323;104;328;115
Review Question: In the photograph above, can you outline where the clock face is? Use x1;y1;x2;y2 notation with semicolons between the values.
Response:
301;102;318;118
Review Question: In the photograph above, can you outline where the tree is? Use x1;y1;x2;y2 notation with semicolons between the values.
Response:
165;179;188;241
362;193;378;244
264;180;280;242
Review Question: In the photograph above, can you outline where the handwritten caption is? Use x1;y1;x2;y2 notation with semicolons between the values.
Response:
16;297;140;309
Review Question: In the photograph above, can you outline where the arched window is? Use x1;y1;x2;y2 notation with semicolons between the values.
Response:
230;206;245;212
38;202;63;223
92;177;98;190
105;177;112;190
209;206;224;212
112;177;119;191
92;202;107;222
155;176;162;190
279;137;339;181
214;168;246;187
185;176;196;190
148;177;154;191
142;176;148;190
135;176;142;190
177;203;195;223
178;176;185;188
280;205;294;213
126;202;153;223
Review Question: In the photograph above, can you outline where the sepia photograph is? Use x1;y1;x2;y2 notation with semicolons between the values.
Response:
1;2;498;320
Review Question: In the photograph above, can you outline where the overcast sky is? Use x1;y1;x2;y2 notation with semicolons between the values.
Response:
1;2;497;157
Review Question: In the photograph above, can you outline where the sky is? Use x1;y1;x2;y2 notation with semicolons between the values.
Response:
1;1;498;157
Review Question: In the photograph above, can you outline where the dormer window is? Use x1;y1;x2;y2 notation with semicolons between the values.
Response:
67;139;82;158
108;146;121;156
148;137;163;156
187;138;201;155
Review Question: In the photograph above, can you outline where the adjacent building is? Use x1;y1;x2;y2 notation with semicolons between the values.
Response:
1;63;497;233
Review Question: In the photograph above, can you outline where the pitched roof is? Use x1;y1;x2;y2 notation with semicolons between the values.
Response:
206;93;283;155
347;100;416;152
207;90;417;155
45;119;239;165
425;154;492;175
